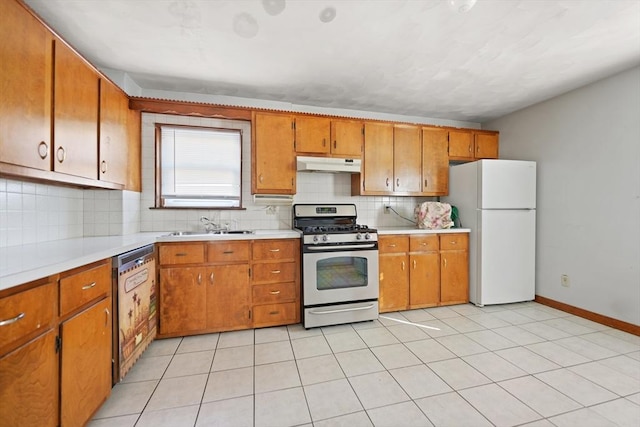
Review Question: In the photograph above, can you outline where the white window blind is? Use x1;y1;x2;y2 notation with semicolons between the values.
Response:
159;125;242;208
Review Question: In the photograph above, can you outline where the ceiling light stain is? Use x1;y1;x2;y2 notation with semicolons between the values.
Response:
262;0;286;16
319;7;336;23
233;12;259;38
447;0;477;14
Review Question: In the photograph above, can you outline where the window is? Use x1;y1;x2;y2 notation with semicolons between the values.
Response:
156;124;242;208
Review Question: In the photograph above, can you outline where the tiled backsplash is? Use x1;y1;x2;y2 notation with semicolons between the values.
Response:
0;113;430;248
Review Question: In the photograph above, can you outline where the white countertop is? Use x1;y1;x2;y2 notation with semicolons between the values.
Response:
0;230;301;292
376;227;470;235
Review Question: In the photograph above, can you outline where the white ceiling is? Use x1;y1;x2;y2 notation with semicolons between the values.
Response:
24;0;640;123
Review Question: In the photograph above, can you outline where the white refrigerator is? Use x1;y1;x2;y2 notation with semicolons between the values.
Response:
445;159;536;306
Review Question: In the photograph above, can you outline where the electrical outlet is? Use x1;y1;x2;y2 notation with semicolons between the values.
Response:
384;205;390;214
561;274;570;287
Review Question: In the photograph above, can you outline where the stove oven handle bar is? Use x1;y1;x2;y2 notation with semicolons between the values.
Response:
306;243;377;251
308;304;376;315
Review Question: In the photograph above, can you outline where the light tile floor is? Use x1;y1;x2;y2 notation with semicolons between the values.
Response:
90;302;640;427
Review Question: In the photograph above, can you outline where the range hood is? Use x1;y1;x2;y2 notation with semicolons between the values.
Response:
296;156;361;173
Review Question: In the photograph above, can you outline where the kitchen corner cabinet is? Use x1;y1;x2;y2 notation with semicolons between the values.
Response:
252;112;296;194
53;39;100;180
378;233;469;312
448;129;499;162
0;281;58;427
0;0;53;172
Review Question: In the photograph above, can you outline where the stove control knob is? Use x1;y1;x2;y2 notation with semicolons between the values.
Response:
364;233;371;240
322;234;329;242
313;235;319;243
356;233;363;240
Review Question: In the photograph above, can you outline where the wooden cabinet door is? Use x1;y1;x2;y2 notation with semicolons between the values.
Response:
53;39;99;179
0;329;58;427
99;79;129;185
207;264;250;330
295;116;330;154
440;251;469;304
474;132;499;159
448;130;474;161
422;127;449;195
126;108;142;191
252;112;295;194
409;253;440;308
379;254;409;312
159;267;207;334
60;298;112;427
0;0;53;171
393;125;422;194
362;122;394;193
330;119;363;157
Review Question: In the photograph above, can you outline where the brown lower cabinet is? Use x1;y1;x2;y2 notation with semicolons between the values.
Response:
157;238;300;338
379;233;469;313
0;259;112;427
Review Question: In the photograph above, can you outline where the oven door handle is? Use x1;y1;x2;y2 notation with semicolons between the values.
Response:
306;244;377;251
308;304;376;315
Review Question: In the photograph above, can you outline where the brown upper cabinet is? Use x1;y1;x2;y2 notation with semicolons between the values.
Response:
0;0;53;172
357;122;394;194
0;0;141;190
422;127;449;195
294;116;363;158
448;129;499;161
53;38;100;180
393;124;422;194
252;112;296;194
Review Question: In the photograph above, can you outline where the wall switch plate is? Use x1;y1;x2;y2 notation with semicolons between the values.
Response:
561;274;570;287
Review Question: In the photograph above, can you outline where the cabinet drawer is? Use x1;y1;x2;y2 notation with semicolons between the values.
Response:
252;262;296;284
440;233;469;250
159;243;205;265
0;282;56;355
379;235;409;253
207;241;250;263
252;240;297;261
59;261;111;316
410;235;439;252
252;282;297;304
252;302;298;327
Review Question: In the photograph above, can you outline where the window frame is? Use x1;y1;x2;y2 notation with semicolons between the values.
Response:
154;123;245;210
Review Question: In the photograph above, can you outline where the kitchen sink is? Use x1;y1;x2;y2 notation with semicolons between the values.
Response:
166;230;254;237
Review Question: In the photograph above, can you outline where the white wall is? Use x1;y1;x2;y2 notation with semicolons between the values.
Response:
483;66;640;326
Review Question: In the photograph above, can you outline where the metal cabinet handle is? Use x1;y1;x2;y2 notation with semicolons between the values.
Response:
175;253;187;257
401;261;405;271
413;260;417;269
386;178;390;187
270;290;281;295
210;272;214;283
449;241;457;245
424;179;428;188
0;312;25;327
105;308;110;327
82;282;97;290
443;258;447;268
271;270;281;274
269;311;280;315
333;140;337;149
56;146;66;163
388;244;396;248
100;160;107;174
259;174;264;183
223;251;234;254
323;138;326;147
396;178;400;187
197;273;202;284
38;141;48;159
269;248;280;252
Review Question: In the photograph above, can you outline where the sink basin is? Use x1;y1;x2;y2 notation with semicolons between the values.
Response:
165;230;254;237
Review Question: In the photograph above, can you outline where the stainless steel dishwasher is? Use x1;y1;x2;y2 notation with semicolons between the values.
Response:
112;244;156;384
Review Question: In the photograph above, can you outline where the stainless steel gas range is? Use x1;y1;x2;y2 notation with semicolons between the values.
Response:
293;204;379;328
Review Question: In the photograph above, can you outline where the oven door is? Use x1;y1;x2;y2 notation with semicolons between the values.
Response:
303;248;379;306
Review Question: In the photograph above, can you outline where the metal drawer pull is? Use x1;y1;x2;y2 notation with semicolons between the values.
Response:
38;141;48;159
413;260;416;269
223;251;234;254
270;290;281;295
401;261;405;271
449;241;457;244
386;177;390;187
269;249;280;252
175;253;187;257
443;258;447;268
271;270;281;274
82;282;97;290
100;160;108;173
388;244;397;247
309;304;375;315
210;272;214;283
197;273;202;284
269;311;280;315
0;312;25;326
396;178;400;187
105;308;110;327
56;146;66;163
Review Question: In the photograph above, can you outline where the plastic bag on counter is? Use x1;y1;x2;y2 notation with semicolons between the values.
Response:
415;202;454;229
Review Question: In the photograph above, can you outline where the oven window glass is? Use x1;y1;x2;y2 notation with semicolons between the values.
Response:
316;256;368;290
